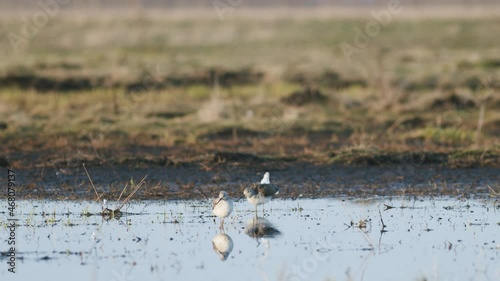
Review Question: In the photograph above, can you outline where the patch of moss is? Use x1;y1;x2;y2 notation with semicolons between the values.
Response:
479;58;500;69
329;148;500;168
412;128;475;146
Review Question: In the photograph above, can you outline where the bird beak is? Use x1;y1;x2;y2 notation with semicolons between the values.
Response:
213;197;222;207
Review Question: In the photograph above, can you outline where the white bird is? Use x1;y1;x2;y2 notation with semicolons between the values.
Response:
243;172;279;213
212;233;234;261
212;191;234;228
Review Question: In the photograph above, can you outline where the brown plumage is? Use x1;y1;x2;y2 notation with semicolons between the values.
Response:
243;172;279;211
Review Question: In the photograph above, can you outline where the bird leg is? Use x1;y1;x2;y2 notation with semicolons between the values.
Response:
219;218;224;230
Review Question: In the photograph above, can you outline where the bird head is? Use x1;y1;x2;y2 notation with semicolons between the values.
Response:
243;187;252;198
219;191;229;200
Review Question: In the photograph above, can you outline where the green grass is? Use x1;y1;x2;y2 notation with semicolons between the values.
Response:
1;11;499;167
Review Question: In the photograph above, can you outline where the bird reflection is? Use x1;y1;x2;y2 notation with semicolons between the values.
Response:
212;233;234;261
244;217;281;239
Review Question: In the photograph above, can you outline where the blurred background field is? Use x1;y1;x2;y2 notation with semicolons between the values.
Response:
0;1;499;170
2;5;499;281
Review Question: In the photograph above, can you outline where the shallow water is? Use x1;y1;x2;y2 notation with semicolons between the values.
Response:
1;197;499;281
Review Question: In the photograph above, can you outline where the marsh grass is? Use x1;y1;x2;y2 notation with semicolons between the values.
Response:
487;186;499;197
100;175;148;219
82;163;148;219
1;10;499;169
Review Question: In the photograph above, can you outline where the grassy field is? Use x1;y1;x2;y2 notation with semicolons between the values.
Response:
1;8;499;170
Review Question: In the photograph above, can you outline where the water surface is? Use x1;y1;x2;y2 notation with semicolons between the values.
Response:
1;197;499;281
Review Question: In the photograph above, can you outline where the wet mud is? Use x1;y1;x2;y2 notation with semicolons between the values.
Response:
1;161;498;201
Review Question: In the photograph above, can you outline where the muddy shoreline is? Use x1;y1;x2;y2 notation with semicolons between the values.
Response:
2;161;498;201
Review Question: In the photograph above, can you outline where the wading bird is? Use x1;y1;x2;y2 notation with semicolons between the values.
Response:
243;172;279;213
212;191;234;229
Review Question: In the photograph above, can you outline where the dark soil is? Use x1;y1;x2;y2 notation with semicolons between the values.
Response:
1;131;499;200
0;67;264;92
285;70;367;89
484;119;500;136
146;111;192;119
200;127;261;141
430;92;477;110
0;73;102;92
1;161;498;201
282;86;328;106
126;67;264;92
0;157;9;167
